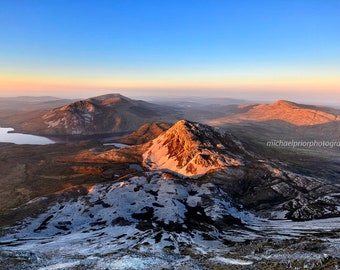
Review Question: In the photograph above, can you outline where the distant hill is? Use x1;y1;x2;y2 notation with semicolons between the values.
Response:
0;96;76;112
208;100;340;126
1;94;178;135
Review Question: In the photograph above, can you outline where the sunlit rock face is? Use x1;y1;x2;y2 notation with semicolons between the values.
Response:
143;120;245;177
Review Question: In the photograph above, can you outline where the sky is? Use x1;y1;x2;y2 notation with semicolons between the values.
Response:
0;0;339;103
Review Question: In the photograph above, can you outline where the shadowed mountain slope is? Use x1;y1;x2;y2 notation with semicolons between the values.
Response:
1;94;178;135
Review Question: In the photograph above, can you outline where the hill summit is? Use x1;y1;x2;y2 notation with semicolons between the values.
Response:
209;99;340;126
142;120;244;177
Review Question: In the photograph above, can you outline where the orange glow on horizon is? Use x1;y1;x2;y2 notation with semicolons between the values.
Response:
0;73;339;96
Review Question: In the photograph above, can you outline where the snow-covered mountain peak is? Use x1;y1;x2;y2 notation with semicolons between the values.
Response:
142;120;244;177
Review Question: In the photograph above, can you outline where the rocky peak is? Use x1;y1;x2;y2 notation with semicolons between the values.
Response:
142;120;244;177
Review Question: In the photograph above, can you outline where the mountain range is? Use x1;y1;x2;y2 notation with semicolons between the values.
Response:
1;119;340;269
1;95;340;268
62;119;340;221
0;93;338;184
1;93;338;181
1;94;339;137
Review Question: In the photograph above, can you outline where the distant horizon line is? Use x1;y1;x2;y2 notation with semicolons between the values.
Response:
0;91;339;107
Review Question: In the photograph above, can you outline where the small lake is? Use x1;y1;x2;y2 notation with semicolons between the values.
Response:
103;143;129;148
0;127;55;145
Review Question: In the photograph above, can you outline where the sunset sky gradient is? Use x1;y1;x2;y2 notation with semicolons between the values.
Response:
0;0;339;102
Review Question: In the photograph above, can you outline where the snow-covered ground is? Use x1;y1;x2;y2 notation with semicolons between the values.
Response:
1;172;339;269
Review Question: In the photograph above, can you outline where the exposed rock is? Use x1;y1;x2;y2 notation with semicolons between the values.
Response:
142;120;244;177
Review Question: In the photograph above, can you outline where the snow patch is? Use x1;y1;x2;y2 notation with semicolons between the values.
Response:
105;255;168;270
211;256;253;265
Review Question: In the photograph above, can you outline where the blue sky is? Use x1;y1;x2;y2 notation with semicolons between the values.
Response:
0;0;339;101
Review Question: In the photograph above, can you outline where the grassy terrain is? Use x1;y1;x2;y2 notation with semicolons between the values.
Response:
0;141;137;227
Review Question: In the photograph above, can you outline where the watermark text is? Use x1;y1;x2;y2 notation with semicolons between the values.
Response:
266;139;340;148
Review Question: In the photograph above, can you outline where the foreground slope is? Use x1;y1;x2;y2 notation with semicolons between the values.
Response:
1;167;340;269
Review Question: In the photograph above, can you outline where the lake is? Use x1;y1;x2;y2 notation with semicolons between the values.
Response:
103;142;128;148
0;127;55;145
